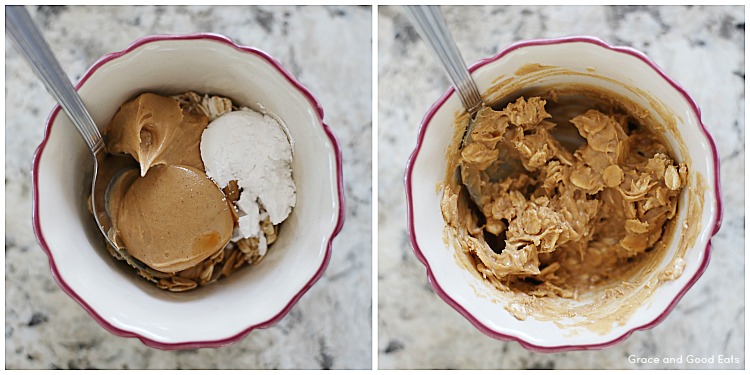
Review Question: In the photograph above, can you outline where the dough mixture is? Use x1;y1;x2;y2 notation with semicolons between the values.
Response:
441;91;688;300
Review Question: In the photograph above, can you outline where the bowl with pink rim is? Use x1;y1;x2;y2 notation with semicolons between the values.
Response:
32;33;345;349
405;36;722;351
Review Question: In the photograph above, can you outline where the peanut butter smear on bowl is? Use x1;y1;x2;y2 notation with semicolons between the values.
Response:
441;91;688;303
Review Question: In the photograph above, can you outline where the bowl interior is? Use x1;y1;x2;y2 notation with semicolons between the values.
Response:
36;37;340;344
409;39;719;348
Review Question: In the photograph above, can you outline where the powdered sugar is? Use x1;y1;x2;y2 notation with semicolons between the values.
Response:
200;109;296;241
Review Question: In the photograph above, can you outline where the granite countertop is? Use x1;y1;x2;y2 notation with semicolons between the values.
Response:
5;5;371;369
378;5;744;369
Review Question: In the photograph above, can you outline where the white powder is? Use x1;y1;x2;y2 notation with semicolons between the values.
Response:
200;109;296;241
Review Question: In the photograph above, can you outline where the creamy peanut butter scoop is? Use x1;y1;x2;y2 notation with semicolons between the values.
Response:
101;93;234;273
107;93;181;177
117;164;234;273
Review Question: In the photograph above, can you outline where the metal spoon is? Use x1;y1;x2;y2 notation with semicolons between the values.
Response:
6;6;163;276
405;5;483;140
405;5;486;203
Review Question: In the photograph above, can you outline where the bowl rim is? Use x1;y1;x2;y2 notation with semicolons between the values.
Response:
404;35;723;352
31;33;346;350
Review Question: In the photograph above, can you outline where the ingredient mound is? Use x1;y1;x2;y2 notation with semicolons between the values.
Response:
93;92;296;291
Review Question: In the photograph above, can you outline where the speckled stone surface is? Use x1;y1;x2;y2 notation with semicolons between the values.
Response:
5;5;371;369
378;5;743;369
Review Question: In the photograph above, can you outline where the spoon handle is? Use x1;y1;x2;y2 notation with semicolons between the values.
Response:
6;5;104;155
405;5;483;115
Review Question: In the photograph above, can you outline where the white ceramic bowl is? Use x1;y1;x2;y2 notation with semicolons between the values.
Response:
405;36;722;351
32;34;345;349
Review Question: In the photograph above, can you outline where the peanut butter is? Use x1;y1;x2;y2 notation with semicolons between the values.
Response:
100;93;234;273
117;164;234;273
106;93;210;175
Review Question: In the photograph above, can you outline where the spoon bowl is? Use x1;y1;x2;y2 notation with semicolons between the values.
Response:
29;32;343;348
405;35;722;351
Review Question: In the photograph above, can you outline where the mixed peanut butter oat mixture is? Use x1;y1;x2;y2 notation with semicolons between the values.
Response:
441;91;688;302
